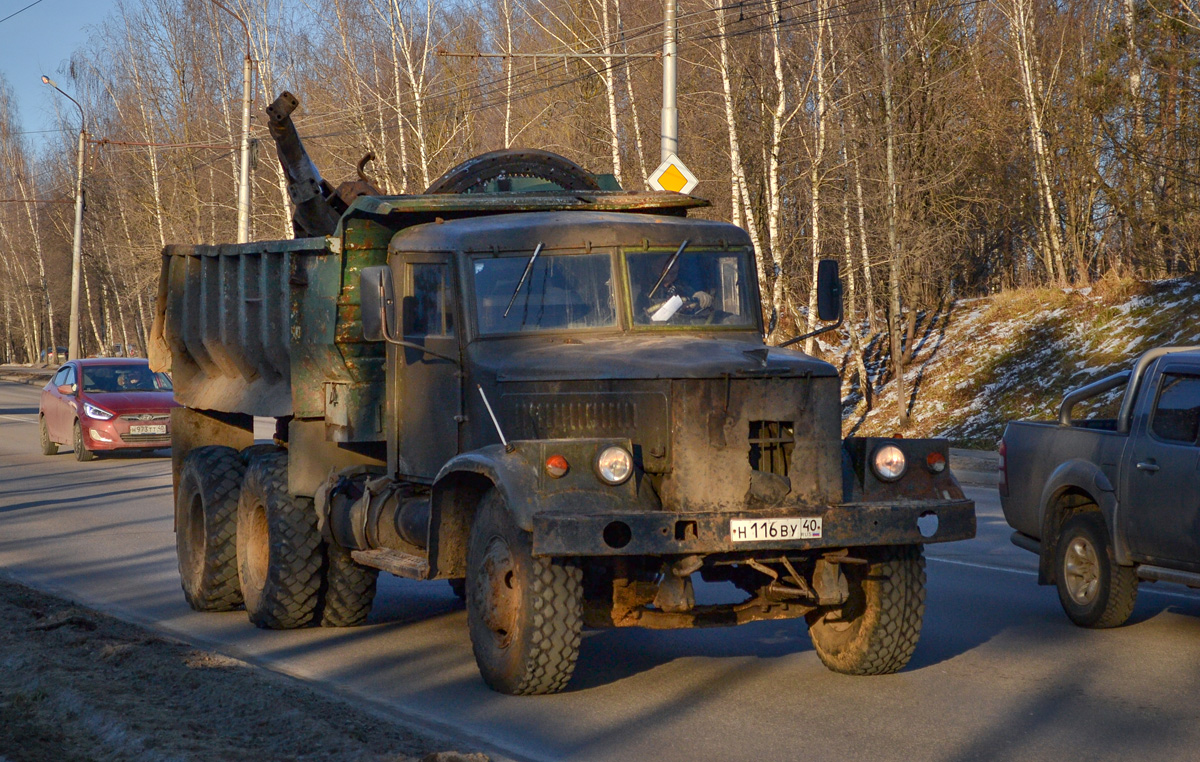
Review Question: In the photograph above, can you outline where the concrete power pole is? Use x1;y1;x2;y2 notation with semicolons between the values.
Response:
660;0;678;162
237;51;252;243
68;125;86;359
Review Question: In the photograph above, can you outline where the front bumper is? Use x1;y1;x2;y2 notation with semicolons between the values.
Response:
82;419;171;451
532;499;975;557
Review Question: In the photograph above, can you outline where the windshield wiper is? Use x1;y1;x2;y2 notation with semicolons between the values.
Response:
503;242;544;318
647;239;690;299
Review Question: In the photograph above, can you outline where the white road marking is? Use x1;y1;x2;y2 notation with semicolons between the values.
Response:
929;555;1200;602
0;414;35;424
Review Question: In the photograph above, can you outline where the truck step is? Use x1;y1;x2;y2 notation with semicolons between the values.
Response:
351;549;430;580
1136;564;1200;589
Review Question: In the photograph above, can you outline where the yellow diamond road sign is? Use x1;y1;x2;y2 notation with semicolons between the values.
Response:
648;154;698;194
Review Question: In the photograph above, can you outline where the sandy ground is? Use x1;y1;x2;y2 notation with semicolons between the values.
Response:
0;576;487;762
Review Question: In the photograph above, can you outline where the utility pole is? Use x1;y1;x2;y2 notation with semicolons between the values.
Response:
660;0;678;162
42;75;86;361
208;0;254;243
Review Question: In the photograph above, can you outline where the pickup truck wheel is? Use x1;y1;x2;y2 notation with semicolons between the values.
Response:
73;420;95;462
237;451;325;629
176;446;245;611
466;489;583;695
1055;513;1137;628
39;416;58;455
319;542;378;627
805;545;926;675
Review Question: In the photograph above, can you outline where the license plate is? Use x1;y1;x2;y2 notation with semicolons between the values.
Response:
129;424;167;436
730;517;822;542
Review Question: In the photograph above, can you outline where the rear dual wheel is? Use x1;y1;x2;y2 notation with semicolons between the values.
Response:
176;446;245;611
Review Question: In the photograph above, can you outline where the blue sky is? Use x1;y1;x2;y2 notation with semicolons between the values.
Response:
0;0;113;138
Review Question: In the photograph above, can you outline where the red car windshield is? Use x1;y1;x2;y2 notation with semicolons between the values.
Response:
81;365;173;393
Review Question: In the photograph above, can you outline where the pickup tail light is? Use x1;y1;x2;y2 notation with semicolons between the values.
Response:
998;439;1008;497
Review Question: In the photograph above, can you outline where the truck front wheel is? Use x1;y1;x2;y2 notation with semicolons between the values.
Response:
176;446;245;611
1055;513;1137;628
466;489;583;695
805;545;926;675
236;451;325;629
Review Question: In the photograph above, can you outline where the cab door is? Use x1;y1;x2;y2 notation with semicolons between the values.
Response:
1121;368;1200;565
394;255;462;481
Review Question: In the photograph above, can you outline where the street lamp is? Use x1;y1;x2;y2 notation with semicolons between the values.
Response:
42;75;86;361
207;0;254;243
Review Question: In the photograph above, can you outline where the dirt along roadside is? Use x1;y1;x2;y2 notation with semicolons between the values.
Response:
0;575;488;762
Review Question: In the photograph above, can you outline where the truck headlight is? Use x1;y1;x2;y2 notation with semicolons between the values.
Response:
872;445;907;481
595;446;633;485
83;402;114;421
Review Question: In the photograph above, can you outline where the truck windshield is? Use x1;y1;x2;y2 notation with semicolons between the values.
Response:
626;249;757;328
473;253;616;335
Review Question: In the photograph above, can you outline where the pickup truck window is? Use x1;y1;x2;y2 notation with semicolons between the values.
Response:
1151;373;1200;444
472;252;616;335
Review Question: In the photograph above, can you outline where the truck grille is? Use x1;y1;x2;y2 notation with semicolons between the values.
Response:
520;399;637;433
749;420;794;477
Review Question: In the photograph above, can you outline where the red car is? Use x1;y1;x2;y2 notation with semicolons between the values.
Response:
39;358;178;461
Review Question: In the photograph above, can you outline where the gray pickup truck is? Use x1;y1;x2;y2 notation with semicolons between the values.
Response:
1000;347;1200;627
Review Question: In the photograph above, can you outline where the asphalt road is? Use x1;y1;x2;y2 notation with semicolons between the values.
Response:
3;379;1200;762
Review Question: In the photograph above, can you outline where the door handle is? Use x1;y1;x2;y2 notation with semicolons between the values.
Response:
1136;461;1160;473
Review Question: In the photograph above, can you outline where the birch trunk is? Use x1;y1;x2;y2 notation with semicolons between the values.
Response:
767;0;788;338
804;0;828;355
615;0;647;187
880;0;909;428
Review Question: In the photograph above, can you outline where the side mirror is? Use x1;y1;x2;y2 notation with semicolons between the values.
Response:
816;259;842;322
359;266;396;342
57;384;74;396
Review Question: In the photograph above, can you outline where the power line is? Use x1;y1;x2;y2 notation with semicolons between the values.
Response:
0;0;47;26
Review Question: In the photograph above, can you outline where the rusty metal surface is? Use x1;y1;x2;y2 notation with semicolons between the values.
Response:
350;190;707;221
659;376;844;511
843;437;967;502
531;499;975;557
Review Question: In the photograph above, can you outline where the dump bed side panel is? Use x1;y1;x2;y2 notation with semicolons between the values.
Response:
150;234;386;438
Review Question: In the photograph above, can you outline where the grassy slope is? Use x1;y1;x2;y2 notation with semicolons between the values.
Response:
825;276;1200;449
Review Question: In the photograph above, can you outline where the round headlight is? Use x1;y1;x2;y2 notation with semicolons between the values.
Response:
872;445;907;481
596;446;633;485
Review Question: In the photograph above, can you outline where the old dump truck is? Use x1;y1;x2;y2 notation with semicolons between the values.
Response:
150;91;976;695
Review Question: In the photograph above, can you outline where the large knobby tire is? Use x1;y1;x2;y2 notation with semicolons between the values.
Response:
176;446;246;612
73;420;95;462
320;542;378;627
466;489;583;695
1055;512;1137;629
39;416;58;456
424;149;601;194
806;545;926;676
236;451;325;629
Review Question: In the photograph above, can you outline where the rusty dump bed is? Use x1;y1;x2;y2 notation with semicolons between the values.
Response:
149;190;707;435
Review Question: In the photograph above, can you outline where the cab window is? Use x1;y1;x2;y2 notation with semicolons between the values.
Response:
1151;374;1200;445
405;263;454;337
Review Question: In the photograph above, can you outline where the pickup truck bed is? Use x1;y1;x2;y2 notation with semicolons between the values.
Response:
1000;347;1200;627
